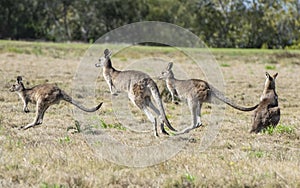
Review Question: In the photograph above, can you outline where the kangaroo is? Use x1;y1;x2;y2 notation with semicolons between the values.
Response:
95;49;177;136
159;62;259;131
250;72;280;133
9;76;103;130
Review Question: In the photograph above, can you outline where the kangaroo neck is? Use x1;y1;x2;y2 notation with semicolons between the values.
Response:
17;88;31;101
166;76;176;86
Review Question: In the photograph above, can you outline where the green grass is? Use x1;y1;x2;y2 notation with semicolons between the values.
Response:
1;40;300;59
263;124;295;135
41;183;66;188
99;119;126;130
249;150;265;158
67;120;82;133
220;63;230;67
58;136;71;144
265;65;276;70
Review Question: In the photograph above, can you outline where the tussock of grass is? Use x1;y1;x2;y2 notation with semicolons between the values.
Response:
263;124;295;135
265;65;276;70
100;119;126;130
220;63;230;67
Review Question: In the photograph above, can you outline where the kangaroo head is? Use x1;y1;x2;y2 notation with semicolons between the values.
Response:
159;62;174;80
10;76;25;92
95;49;112;68
264;72;278;90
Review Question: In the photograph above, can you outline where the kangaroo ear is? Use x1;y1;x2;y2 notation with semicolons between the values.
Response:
104;49;112;58
167;62;173;70
273;72;278;79
265;72;270;79
17;76;22;83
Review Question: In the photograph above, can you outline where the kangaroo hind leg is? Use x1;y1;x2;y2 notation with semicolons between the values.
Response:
147;100;169;135
128;91;160;137
142;107;159;137
188;99;198;129
195;102;203;128
20;101;43;130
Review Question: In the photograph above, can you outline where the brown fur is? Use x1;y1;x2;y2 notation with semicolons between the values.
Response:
10;76;103;130
250;72;280;133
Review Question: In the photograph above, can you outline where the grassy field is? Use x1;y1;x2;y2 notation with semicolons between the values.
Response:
0;40;299;187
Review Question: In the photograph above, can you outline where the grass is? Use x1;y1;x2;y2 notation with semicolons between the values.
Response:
263;124;295;135
265;64;276;70
220;63;230;67
99;119;126;130
67;120;82;133
0;40;300;187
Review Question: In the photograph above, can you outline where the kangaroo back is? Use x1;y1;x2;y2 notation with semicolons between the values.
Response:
61;91;102;112
145;78;177;131
210;85;258;111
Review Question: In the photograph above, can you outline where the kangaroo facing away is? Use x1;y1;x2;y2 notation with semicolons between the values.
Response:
250;72;280;133
9;76;103;130
159;62;259;131
95;49;177;137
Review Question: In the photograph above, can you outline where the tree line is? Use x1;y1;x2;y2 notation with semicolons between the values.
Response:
1;0;299;48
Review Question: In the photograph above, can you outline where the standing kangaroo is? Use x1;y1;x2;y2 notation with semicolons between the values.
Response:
95;49;177;136
9;76;103;130
250;72;280;133
159;62;258;130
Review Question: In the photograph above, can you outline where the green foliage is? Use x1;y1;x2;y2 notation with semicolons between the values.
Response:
41;183;66;188
265;65;276;70
220;63;230;67
67;120;81;134
58;136;71;144
100;119;126;131
185;173;196;183
0;0;299;48
263;124;295;135
249;150;265;158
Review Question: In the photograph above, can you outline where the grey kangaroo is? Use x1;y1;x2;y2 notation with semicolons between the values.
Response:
10;76;103;130
250;72;280;133
159;62;258;130
95;49;177;136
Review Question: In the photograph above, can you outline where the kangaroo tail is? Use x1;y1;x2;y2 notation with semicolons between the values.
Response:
210;85;258;111
61;91;103;112
146;78;177;132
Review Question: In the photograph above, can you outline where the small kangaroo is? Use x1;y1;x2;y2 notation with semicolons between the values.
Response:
95;49;177;136
159;62;259;131
9;76;103;130
250;72;280;133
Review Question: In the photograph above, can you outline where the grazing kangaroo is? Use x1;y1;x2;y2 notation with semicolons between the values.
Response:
95;49;177;136
9;76;103;130
159;62;259;130
250;72;280;133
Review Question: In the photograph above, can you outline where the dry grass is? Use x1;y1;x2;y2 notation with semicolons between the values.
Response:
0;40;299;187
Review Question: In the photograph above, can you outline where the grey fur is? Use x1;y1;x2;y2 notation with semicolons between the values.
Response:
250;72;280;133
95;49;177;136
159;62;258;130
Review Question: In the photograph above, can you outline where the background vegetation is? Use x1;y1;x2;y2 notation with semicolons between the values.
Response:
1;0;300;48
